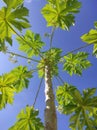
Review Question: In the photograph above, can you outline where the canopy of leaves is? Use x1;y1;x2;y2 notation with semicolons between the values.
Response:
11;66;33;92
0;0;30;44
37;48;62;77
41;0;81;30
56;84;97;130
81;21;97;57
9;106;44;130
63;52;91;76
0;73;16;109
17;30;45;57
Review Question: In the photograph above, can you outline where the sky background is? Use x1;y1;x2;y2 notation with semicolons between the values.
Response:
0;0;97;130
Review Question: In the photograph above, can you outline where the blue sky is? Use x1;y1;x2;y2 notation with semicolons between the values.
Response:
0;0;97;130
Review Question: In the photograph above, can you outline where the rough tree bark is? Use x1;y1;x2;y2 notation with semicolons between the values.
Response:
44;65;57;130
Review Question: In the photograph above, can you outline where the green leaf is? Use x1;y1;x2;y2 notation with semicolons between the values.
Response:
37;48;62;77
83;109;94;130
81;22;97;57
0;0;30;44
70;89;83;104
0;39;8;52
9;106;44;130
41;0;81;30
56;83;76;106
56;83;97;130
81;29;97;44
94;21;97;29
8;7;30;31
71;104;97;130
5;37;12;46
11;66;33;92
69;110;84;130
0;65;32;109
56;83;77;114
17;30;45;57
93;44;97;57
0;7;12;39
83;88;96;100
0;73;16;109
63;52;91;76
3;0;24;9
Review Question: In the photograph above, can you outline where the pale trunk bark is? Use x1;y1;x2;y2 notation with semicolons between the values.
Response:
44;65;57;130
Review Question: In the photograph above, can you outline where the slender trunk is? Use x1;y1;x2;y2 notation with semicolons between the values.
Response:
44;65;57;130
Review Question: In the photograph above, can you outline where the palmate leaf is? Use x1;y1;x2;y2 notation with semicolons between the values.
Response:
69;109;97;130
81;21;97;57
11;66;33;93
56;84;97;130
56;83;76;106
41;0;81;30
0;0;30;44
37;48;62;77
9;106;44;130
63;52;91;76
0;65;33;109
56;83;77;114
0;73;16;109
17;30;45;57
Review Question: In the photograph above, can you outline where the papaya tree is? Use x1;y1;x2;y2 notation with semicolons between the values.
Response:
0;0;97;130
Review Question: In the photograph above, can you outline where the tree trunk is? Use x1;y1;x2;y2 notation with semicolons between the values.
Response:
44;65;57;130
